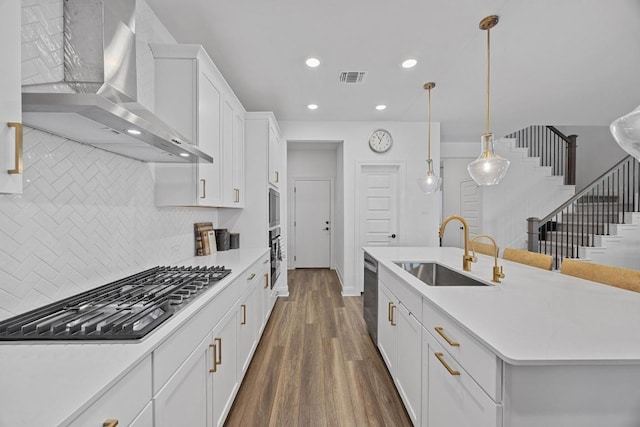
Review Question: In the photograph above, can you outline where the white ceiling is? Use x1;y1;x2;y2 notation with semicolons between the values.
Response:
146;0;640;142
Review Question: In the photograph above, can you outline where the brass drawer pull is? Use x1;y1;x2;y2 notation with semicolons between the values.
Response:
248;273;256;280
215;337;222;366
275;171;279;183
388;301;393;322
435;326;460;347
103;420;119;427
434;352;460;376
200;179;206;199
264;273;269;288
241;304;247;325
234;188;240;202
7;122;23;175
209;343;217;373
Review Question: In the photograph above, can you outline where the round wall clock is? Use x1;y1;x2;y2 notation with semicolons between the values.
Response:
368;129;393;153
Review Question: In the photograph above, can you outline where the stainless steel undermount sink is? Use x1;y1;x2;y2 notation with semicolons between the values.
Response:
394;262;489;287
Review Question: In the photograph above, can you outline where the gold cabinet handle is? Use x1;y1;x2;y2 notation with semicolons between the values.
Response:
7;122;23;175
275;171;279;183
200;179;206;199
241;304;247;325
234;188;240;202
434;326;460;347
209;343;217;373
248;273;256;280
215;337;222;366
434;352;460;376
388;301;393;322
263;259;269;264
264;273;269;289
389;303;396;326
103;419;119;427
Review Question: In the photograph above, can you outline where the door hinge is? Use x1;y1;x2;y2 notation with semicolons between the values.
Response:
294;256;297;261
294;187;296;192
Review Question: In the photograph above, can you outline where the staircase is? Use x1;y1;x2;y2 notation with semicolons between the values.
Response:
528;156;640;269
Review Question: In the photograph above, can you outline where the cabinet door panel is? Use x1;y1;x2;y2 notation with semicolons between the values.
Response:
212;309;238;427
198;70;222;205
130;401;154;427
155;335;212;427
268;125;279;187
396;304;422;426
0;0;22;194
377;282;397;372
232;112;245;206
238;283;260;376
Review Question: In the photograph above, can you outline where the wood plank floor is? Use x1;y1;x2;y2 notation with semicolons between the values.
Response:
225;268;412;427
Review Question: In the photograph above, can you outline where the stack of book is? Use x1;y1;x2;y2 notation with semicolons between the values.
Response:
194;222;216;256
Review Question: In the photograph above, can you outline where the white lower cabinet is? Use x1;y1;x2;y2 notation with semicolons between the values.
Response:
68;356;152;427
378;281;422;426
237;275;261;376
424;329;502;427
154;334;213;427
211;308;239;427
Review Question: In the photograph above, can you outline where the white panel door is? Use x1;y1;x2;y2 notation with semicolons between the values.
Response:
294;180;331;268
460;179;481;246
359;165;400;247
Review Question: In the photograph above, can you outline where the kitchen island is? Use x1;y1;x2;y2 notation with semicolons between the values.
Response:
0;248;272;427
366;246;640;427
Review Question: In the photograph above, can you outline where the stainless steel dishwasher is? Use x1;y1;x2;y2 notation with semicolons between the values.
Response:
363;251;378;344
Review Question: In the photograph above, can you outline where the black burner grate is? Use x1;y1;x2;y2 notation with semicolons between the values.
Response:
0;266;231;341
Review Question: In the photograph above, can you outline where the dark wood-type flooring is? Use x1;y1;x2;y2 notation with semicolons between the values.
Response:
225;268;412;426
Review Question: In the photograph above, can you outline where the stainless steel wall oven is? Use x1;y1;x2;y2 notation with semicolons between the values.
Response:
269;227;282;288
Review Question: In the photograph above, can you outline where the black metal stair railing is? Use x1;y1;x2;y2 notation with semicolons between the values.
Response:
505;125;577;185
527;155;640;269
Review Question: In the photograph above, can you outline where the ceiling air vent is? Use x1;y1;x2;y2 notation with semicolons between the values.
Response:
339;71;367;84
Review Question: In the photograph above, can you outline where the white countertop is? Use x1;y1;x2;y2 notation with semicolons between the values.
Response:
365;246;640;366
0;248;269;427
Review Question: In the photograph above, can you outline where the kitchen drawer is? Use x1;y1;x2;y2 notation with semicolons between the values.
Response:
422;298;502;402
154;279;239;394
427;333;502;427
380;264;422;318
67;355;152;427
237;263;261;297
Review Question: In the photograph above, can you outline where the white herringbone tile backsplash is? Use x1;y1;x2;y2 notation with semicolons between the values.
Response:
0;128;218;320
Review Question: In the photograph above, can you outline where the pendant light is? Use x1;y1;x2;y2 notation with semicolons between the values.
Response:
610;104;640;161
467;15;510;186
417;82;442;193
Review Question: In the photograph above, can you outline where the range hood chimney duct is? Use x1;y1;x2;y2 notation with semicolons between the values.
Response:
21;0;212;163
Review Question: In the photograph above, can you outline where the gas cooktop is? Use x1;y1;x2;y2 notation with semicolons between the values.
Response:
0;265;231;341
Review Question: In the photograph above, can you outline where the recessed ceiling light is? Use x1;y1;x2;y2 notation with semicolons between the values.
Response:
307;104;318;110
179;153;190;157
401;59;417;69
305;57;320;68
376;105;387;111
126;129;142;135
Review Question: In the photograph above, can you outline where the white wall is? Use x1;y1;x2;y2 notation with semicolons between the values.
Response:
287;145;339;270
555;126;628;192
280;121;441;295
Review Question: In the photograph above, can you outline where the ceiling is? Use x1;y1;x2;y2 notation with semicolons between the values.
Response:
146;0;640;142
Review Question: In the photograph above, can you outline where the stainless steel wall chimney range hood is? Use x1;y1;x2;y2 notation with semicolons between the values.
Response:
21;0;212;163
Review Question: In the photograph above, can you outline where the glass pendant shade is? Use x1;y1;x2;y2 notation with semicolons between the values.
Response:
417;159;442;193
610;105;640;161
467;133;510;186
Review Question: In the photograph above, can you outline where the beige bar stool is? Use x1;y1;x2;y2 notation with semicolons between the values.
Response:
502;248;553;271
471;240;499;257
560;258;640;293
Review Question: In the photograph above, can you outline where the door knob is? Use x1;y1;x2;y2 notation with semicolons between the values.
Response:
324;227;330;231
325;221;330;224
389;234;396;238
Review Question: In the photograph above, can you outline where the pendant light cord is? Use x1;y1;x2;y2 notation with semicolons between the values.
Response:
486;27;491;137
427;86;432;161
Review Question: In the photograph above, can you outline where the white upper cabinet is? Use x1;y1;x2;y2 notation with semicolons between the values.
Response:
0;0;22;194
268;124;280;188
152;44;245;208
